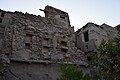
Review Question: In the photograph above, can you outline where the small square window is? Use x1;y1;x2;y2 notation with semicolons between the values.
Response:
26;33;32;42
26;33;32;37
25;43;30;49
60;15;65;19
61;49;68;54
87;56;92;61
61;41;67;47
100;26;104;29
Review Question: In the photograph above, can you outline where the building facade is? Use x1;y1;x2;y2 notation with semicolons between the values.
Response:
0;5;118;80
75;22;117;53
0;6;87;80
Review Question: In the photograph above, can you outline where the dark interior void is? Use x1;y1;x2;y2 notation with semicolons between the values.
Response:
86;45;88;49
60;41;67;47
61;48;68;53
0;18;2;23
84;30;89;42
60;15;65;19
26;33;33;37
87;56;92;61
25;43;30;49
1;12;5;17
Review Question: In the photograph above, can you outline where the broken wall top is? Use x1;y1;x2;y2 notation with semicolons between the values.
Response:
44;5;68;16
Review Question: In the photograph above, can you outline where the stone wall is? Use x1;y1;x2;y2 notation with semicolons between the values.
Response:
75;22;117;53
9;10;77;61
5;60;88;80
0;6;88;80
0;5;81;61
6;61;60;80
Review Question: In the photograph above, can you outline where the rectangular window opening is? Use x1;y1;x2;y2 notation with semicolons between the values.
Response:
43;46;49;52
26;33;32;43
61;49;68;54
25;43;30;49
61;41;67;47
0;33;4;38
26;33;33;37
100;26;104;29
60;15;65;19
43;38;49;45
0;18;2;23
84;31;89;42
86;45;88;49
1;12;5;17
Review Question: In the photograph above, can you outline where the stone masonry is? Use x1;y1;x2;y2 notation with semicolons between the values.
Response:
75;22;117;53
75;22;118;79
0;5;88;80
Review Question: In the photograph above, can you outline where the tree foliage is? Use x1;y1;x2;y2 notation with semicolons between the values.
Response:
59;64;91;80
59;25;120;80
90;25;120;80
98;40;120;79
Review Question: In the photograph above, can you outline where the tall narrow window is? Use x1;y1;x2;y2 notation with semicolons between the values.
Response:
86;45;88;49
0;18;2;23
1;12;4;17
84;30;89;42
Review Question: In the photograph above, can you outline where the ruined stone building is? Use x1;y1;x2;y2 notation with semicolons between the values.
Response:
75;22;117;53
0;6;87;80
0;5;118;80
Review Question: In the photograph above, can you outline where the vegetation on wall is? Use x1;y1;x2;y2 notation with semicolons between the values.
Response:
88;25;120;80
59;25;120;80
59;64;91;80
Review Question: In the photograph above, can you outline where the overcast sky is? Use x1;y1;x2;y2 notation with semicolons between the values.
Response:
0;0;120;31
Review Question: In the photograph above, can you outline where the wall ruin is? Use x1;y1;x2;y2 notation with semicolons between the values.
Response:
0;6;88;80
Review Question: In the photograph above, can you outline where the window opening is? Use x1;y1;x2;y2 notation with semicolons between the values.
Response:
86;45;88;49
61;41;67;47
61;49;68;54
1;12;5;17
60;15;65;19
84;30;89;42
0;18;2;23
25;43;30;49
